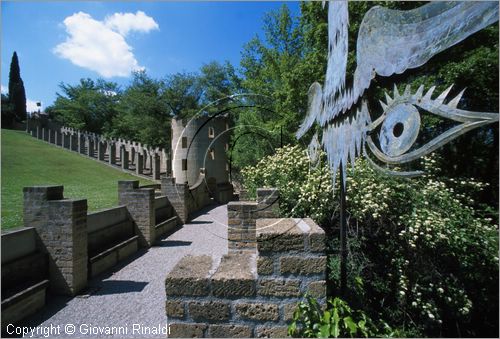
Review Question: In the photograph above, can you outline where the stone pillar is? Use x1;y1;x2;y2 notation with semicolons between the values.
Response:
152;153;161;180
136;153;144;175
227;201;257;253
143;148;148;171
161;177;189;223
109;143;116;165
36;126;41;139
118;181;155;247
78;134;85;154
257;188;280;218
98;141;106;161
23;186;88;296
41;128;47;141
130;147;136;166
120;146;129;170
87;138;94;157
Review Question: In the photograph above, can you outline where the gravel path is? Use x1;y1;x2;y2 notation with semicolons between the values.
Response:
16;204;228;338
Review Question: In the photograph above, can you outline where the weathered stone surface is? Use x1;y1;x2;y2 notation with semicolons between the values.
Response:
307;280;326;298
257;219;305;252
280;256;326;275
257;278;301;297
255;326;289;338
283;303;298;321
188;301;230;322
165;300;184;318
304;218;326;252
169;323;206;338
257;257;274;275
208;324;252;338
212;254;256;297
165;255;213;296
235;302;279;321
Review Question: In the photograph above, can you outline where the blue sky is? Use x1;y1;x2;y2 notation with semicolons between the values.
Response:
1;1;301;111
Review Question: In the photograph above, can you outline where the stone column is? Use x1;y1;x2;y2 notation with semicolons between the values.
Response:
109;143;116;165
41;128;47;142
143;149;148;171
36;126;41;139
87;138;94;157
118;181;155;247
23;186;88;296
130;147;136;166
227;201;257;253
257;188;280;218
78;134;85;154
152;153;161;180
120;146;129;170
98;141;106;161
136;153;144;175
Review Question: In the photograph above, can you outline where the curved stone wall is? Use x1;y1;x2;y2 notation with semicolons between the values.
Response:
171;116;230;187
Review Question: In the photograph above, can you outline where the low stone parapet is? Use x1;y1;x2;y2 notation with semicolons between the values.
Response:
165;201;326;338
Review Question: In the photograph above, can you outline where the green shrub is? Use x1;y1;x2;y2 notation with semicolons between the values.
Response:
243;145;499;337
288;296;405;338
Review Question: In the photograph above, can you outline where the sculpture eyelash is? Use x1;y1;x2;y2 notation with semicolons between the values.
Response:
365;84;499;176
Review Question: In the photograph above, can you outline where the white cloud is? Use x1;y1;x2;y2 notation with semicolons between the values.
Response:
26;99;40;113
1;84;7;94
53;11;158;78
104;11;159;36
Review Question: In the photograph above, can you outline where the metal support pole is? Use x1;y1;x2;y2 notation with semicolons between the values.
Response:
339;162;347;297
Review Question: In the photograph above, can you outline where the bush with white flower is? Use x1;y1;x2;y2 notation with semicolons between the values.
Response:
242;145;499;337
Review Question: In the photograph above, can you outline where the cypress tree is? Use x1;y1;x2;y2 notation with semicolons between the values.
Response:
8;51;27;122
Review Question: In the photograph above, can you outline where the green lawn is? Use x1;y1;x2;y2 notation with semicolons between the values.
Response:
1;129;153;229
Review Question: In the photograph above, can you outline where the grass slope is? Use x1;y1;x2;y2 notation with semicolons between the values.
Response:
1;129;153;229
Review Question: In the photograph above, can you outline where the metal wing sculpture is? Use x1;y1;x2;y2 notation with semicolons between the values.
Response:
297;1;499;188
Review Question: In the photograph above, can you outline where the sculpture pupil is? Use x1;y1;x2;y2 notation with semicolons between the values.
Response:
393;122;404;137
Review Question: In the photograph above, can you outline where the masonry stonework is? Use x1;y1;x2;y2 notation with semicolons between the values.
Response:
23;186;88;296
165;191;326;338
118;181;155;247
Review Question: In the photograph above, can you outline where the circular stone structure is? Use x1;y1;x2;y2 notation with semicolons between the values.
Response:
171;115;230;187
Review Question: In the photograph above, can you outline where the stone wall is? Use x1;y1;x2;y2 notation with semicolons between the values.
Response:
2;179;183;326
26;117;171;178
165;192;326;338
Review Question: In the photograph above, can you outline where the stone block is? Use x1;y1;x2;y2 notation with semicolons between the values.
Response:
211;254;256;297
307;280;326;298
283;303;298;321
257;278;301;298
255;326;289;338
188;301;230;322
257;219;305;252
165;300;184;318
257;256;274;275
280;256;326;275
208;324;252;338
169;323;206;338
165;255;212;296
235;302;279;321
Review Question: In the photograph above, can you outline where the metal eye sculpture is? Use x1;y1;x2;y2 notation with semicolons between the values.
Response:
297;1;499;187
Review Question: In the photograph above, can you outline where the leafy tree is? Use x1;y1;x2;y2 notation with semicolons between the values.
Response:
1;93;15;127
49;78;121;134
8;51;27;122
110;71;171;148
163;71;203;119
